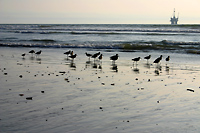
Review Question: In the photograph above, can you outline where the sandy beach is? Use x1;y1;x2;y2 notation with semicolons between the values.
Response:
1;47;200;132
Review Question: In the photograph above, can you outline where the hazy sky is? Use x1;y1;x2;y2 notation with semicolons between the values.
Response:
0;0;200;24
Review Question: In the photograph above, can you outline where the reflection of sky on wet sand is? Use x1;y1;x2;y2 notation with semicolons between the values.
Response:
1;47;200;132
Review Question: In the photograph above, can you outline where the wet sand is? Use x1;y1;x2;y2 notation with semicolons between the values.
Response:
1;47;200;132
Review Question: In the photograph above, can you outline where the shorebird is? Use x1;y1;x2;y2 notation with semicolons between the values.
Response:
144;55;151;63
69;54;77;61
91;52;100;61
35;50;42;58
21;53;26;58
64;50;72;58
98;54;103;62
153;55;162;65
29;50;35;56
132;57;141;65
70;51;74;56
85;52;92;60
166;56;170;62
110;54;119;64
165;56;170;65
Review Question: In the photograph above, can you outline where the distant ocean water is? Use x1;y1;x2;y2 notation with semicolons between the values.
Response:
1;24;200;54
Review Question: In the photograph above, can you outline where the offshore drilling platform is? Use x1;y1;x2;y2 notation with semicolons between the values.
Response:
170;9;179;25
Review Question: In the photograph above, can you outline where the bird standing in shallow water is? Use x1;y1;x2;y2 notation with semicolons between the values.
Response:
69;54;77;61
85;52;92;61
144;55;151;63
35;50;42;58
98;54;103;63
91;52;100;61
110;54;119;64
29;50;35;57
21;53;26;59
153;55;162;65
165;56;170;66
153;55;163;72
64;50;72;58
166;56;170;62
132;57;141;65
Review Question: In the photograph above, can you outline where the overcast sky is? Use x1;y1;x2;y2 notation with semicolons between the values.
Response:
0;0;200;24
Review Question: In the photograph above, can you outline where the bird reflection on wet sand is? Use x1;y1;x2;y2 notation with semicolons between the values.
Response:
65;59;76;70
133;67;140;74
154;65;162;75
70;62;76;70
165;66;170;75
111;64;118;72
132;63;140;74
144;63;151;69
85;61;102;70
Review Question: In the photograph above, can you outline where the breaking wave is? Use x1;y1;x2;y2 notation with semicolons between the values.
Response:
1;24;200;54
1;40;200;54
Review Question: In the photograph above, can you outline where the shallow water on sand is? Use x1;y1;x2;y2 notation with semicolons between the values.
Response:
1;47;200;132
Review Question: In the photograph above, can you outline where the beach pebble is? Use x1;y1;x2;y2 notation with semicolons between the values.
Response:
19;94;24;96
26;97;33;100
59;71;66;74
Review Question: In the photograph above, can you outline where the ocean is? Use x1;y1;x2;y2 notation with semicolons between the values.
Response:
1;24;200;54
1;24;200;132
